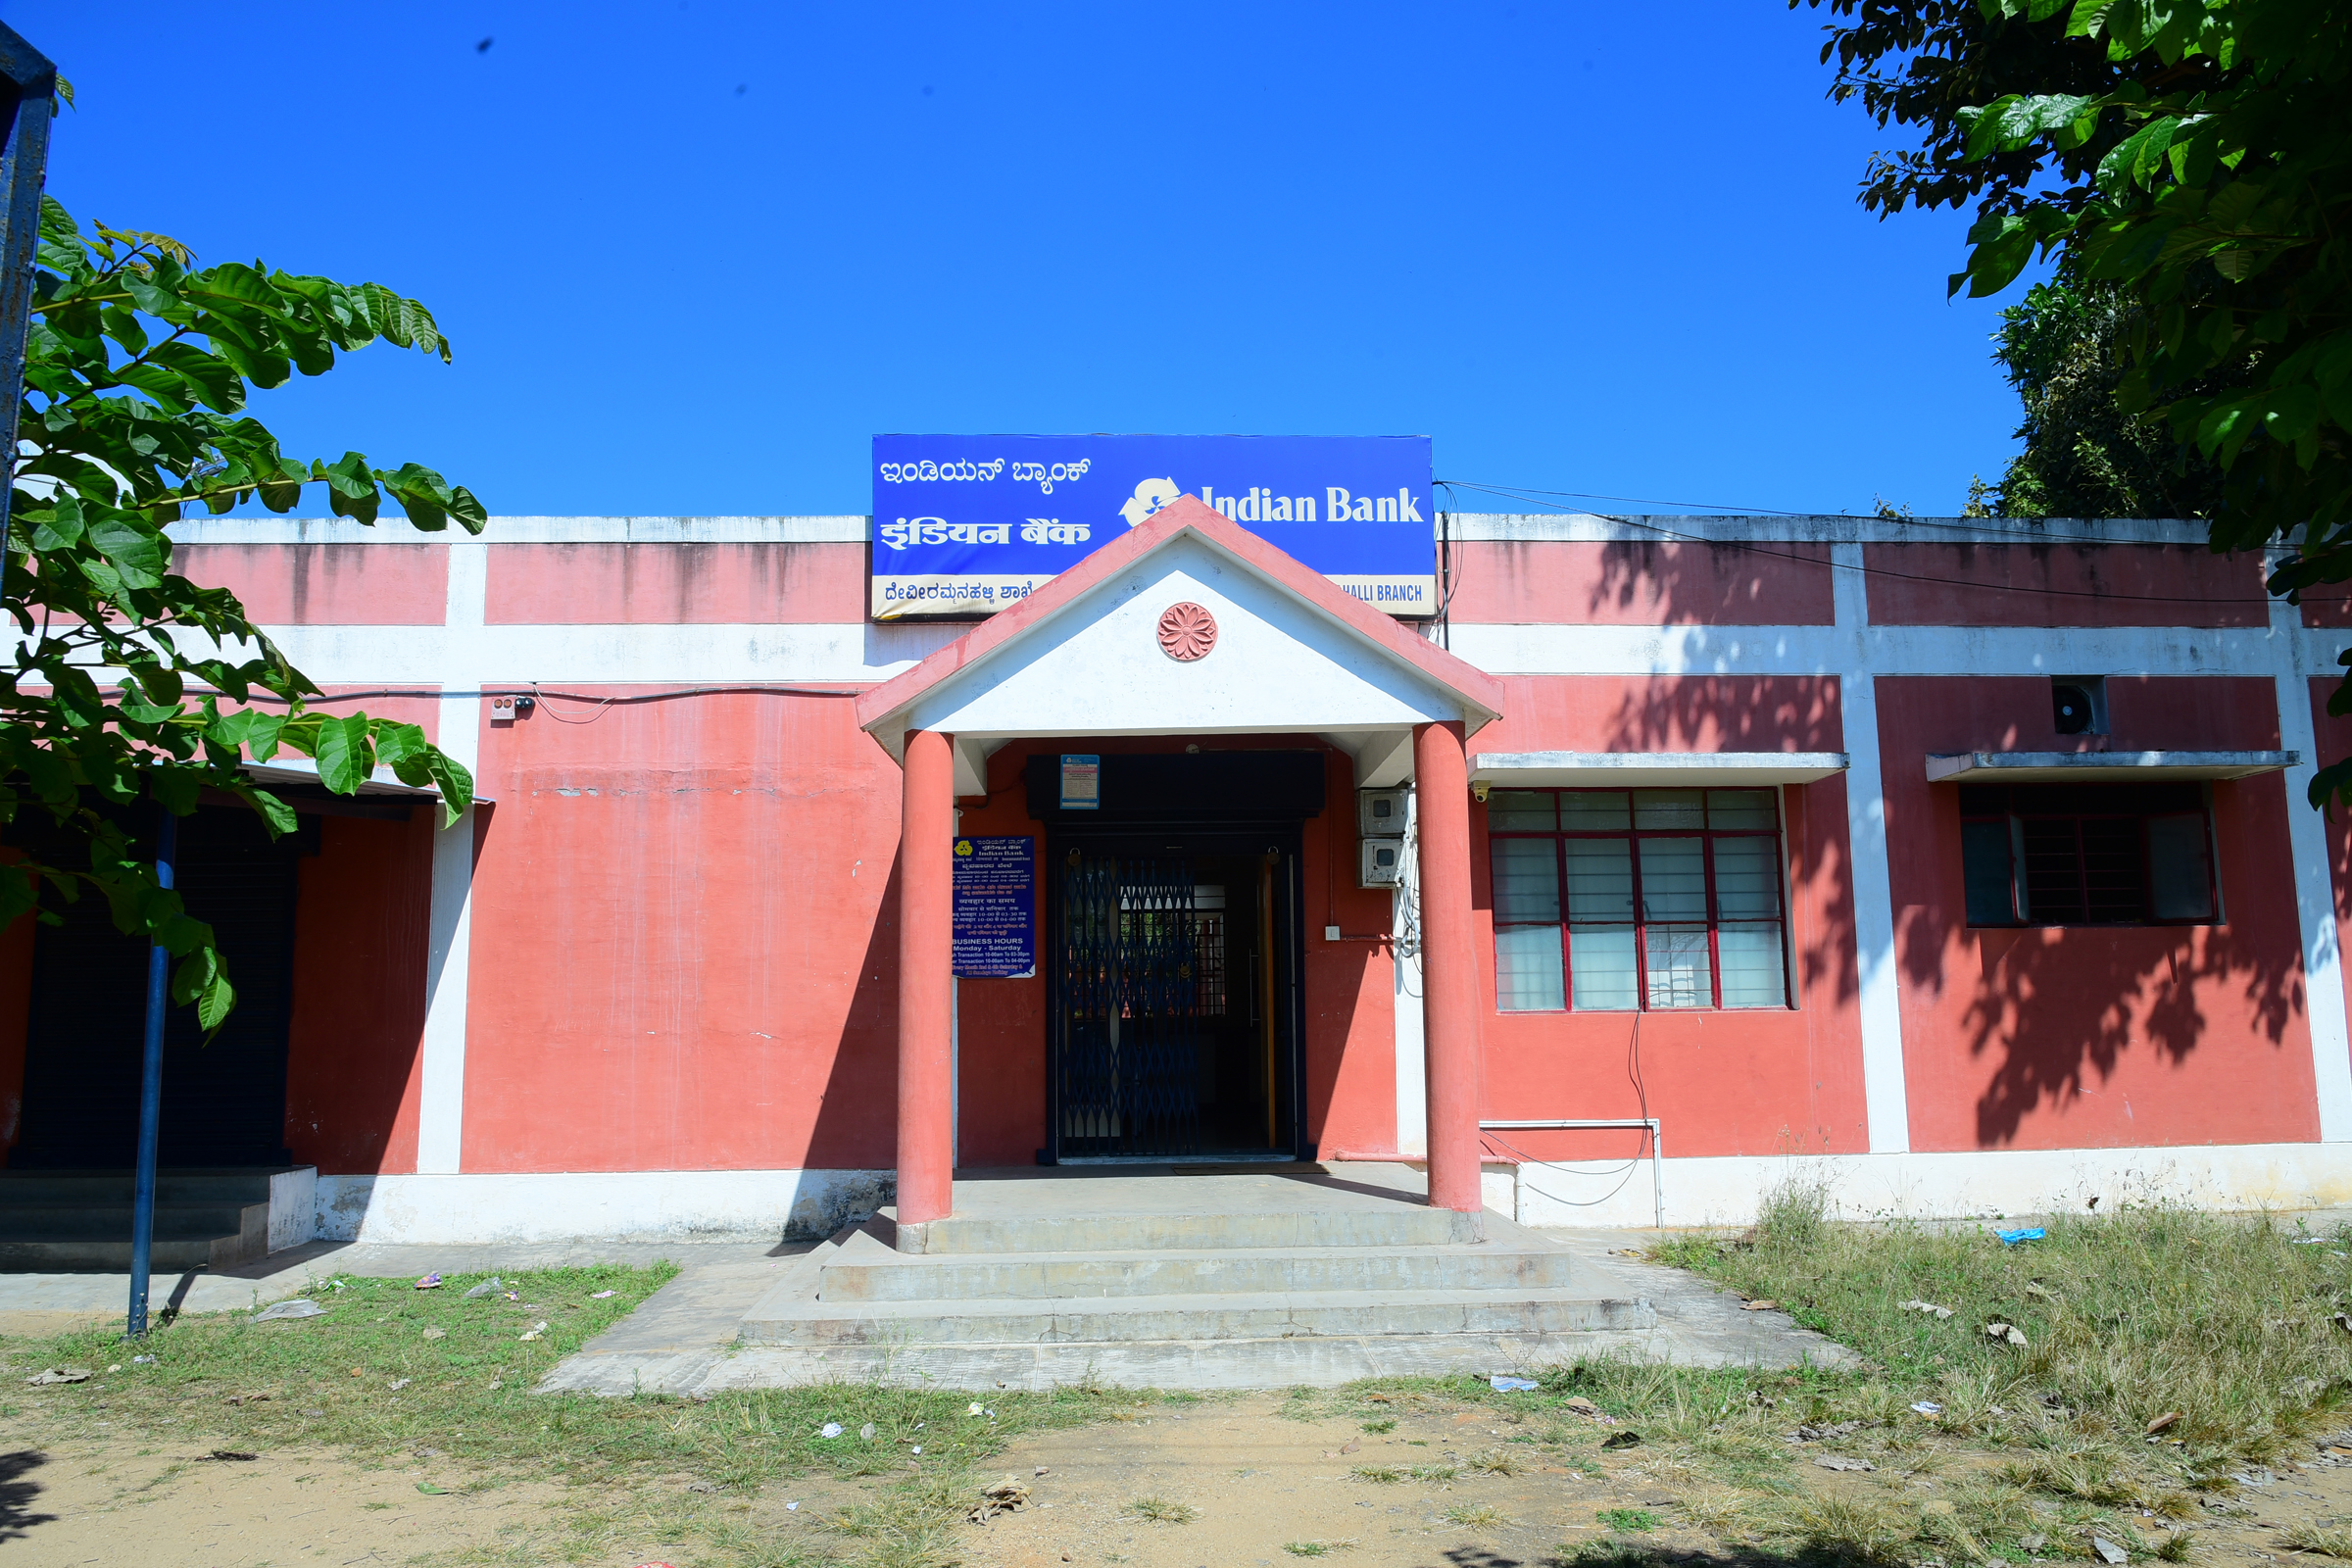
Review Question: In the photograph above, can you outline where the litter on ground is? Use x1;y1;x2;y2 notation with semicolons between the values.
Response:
1996;1226;2047;1246
1911;1401;1944;1415
968;1476;1031;1522
820;1422;845;1439
1985;1321;2030;1348
416;1272;443;1290
1490;1375;1539;1393
590;1289;616;1298
463;1278;505;1299
253;1299;326;1322
24;1368;90;1386
1901;1299;1955;1318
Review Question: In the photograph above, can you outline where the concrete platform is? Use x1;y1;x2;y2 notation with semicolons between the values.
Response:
540;1163;1854;1394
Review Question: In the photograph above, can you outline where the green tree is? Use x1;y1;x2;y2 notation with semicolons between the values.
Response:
1985;271;2228;518
1798;0;2352;801
5;196;482;1027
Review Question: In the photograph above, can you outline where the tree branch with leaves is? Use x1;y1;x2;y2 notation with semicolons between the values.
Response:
1799;0;2352;804
3;195;481;1029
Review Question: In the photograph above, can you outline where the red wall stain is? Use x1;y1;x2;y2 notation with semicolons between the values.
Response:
1465;674;1868;1161
285;814;435;1173
2300;587;2352;627
1471;673;1843;757
484;543;867;624
1881;675;2316;1151
458;686;899;1172
1863;543;2269;627
1447;540;1835;626
175;544;449;625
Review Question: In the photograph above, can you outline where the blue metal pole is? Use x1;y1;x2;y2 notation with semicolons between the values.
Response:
125;808;178;1340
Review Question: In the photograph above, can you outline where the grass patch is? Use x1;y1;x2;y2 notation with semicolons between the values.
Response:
0;1265;1135;1568
1653;1180;2352;1462
1125;1494;1199;1523
1350;1464;1405;1484
1445;1501;1510;1529
1360;1418;1396;1434
2285;1521;2352;1558
1597;1506;1661;1533
1283;1541;1355;1557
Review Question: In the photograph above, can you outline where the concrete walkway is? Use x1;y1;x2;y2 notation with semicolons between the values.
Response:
0;1237;785;1337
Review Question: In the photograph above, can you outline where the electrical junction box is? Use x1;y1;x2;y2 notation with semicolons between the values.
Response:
1360;838;1403;888
1358;789;1407;839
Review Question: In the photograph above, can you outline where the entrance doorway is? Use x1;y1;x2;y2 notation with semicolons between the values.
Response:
1025;750;1321;1165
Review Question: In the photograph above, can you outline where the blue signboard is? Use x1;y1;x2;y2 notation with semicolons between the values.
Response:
953;835;1035;979
870;434;1434;619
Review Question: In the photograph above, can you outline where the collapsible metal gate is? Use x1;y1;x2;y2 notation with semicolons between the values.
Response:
1052;854;1206;1158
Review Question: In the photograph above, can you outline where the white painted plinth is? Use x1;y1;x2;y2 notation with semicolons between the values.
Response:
317;1169;894;1246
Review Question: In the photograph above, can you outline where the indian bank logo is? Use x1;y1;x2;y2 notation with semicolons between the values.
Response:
1117;477;1183;528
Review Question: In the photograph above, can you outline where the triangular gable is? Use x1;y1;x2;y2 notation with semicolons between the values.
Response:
855;497;1503;767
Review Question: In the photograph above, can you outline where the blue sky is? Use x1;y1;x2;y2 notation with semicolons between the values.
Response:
14;2;2023;518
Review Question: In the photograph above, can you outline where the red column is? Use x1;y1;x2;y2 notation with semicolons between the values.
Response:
1414;720;1484;1217
896;728;956;1231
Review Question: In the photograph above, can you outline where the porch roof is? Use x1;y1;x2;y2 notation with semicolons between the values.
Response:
855;497;1505;790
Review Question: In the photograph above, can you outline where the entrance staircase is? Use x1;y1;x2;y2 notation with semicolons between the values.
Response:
724;1163;1656;1391
0;1167;316;1271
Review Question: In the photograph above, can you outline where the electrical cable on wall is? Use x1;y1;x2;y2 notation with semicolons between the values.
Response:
1482;1012;1655;1210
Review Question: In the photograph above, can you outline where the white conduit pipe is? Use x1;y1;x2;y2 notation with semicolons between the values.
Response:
1479;1118;1665;1231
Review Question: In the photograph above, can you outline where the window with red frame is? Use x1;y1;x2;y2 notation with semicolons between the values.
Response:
1958;783;2217;927
1487;787;1788;1012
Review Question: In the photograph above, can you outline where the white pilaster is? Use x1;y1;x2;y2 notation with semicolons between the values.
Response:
2272;587;2352;1140
1393;794;1428;1158
416;541;487;1175
1833;544;1912;1153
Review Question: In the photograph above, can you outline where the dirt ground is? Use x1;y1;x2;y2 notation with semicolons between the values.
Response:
8;1391;2352;1567
960;1395;2352;1568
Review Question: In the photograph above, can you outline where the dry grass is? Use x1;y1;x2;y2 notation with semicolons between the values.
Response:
2286;1520;2352;1557
1444;1501;1511;1530
1124;1494;1200;1523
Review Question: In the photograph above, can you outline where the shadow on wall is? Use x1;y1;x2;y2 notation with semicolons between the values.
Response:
1892;776;2305;1147
1595;673;1860;1017
1584;535;1835;625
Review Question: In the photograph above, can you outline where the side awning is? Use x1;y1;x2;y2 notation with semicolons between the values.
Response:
1468;751;1849;790
238;758;492;804
1924;751;2297;784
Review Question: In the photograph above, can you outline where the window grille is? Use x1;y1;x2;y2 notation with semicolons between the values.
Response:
1488;787;1789;1013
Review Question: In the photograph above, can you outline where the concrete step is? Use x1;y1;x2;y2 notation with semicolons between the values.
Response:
881;1202;1479;1255
694;1331;1648;1394
0;1236;220;1271
740;1283;1655;1347
818;1238;1582;1301
0;1201;263;1240
0;1170;288;1203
